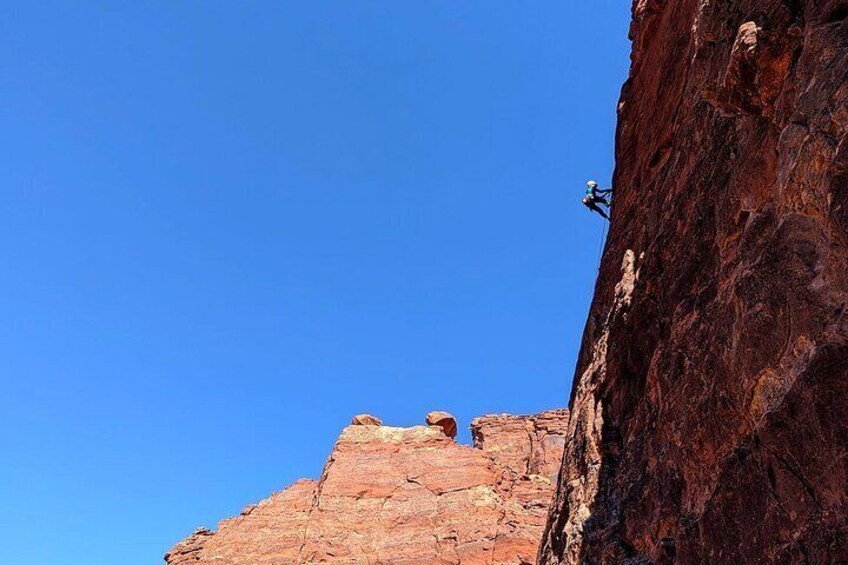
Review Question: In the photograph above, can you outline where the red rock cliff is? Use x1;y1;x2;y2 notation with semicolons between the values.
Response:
166;410;568;564
539;1;848;563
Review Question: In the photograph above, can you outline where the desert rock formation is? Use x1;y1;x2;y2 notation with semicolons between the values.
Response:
426;411;459;439
350;414;383;426
166;410;568;564
539;1;848;563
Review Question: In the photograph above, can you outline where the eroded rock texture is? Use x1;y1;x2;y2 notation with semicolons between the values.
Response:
166;410;568;564
539;1;848;563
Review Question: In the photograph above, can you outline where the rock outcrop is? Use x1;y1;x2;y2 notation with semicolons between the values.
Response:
166;410;568;564
350;414;383;426
540;1;848;563
426;411;459;439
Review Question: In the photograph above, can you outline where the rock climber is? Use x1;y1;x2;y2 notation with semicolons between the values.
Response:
581;180;612;220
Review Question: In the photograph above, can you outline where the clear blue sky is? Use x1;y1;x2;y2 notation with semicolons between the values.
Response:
1;3;630;564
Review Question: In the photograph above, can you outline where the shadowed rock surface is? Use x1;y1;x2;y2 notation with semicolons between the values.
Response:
539;1;848;563
427;410;459;439
166;410;568;565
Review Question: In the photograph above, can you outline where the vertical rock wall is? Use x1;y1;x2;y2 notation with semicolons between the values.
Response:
540;1;848;563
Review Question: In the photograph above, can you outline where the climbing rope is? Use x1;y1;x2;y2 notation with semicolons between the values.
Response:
596;219;608;271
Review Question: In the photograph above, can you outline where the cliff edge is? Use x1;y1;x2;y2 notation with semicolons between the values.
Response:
166;410;568;564
539;1;848;563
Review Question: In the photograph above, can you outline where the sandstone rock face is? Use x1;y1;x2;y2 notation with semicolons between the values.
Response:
426;410;459;438
166;410;568;565
350;414;383;426
471;412;568;478
540;1;848;563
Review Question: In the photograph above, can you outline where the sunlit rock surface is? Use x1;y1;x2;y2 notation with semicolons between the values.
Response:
166;410;568;564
